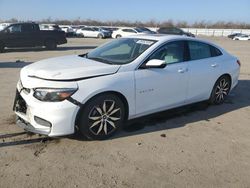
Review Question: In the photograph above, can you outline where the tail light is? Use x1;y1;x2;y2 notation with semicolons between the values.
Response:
236;60;241;66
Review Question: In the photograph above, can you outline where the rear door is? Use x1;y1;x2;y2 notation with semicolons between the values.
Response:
186;40;223;103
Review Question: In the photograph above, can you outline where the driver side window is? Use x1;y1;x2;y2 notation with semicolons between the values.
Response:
149;41;185;64
7;24;21;33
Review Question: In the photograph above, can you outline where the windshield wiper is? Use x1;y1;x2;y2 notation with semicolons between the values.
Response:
87;57;114;64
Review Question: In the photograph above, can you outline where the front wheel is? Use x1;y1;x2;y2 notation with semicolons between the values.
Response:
209;76;231;105
78;94;125;140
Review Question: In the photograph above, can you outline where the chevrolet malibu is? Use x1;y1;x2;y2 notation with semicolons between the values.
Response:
14;35;240;140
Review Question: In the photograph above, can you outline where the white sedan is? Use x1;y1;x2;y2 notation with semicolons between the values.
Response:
233;34;250;40
112;28;150;38
14;35;240;140
76;27;111;38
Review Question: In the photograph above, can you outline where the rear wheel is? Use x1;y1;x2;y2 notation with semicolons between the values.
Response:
45;40;57;50
116;35;122;38
98;34;103;39
78;94;125;140
209;76;231;105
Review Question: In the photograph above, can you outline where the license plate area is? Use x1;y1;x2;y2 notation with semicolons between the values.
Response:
13;90;27;114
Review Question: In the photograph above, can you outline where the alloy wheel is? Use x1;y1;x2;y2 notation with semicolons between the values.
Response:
88;100;121;136
214;78;230;103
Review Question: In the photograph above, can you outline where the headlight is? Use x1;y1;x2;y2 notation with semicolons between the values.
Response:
33;88;77;102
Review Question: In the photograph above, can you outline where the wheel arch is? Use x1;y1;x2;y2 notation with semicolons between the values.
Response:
210;73;232;97
217;73;232;88
74;90;129;127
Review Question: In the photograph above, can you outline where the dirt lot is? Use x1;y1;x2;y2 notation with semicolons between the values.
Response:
0;37;250;188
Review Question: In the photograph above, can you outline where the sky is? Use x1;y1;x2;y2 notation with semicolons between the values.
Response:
0;0;250;23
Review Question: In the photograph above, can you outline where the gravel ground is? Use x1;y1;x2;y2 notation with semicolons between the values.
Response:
0;37;250;188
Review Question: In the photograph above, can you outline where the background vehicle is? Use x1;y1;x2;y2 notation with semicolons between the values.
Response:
0;22;67;52
0;23;11;31
14;35;240;140
76;27;110;38
60;25;75;37
71;25;83;33
40;24;62;31
111;28;144;38
227;33;244;39
233;34;250;40
157;27;195;37
135;27;156;34
92;27;112;38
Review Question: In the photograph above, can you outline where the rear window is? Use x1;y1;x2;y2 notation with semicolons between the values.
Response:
188;41;211;60
210;46;222;57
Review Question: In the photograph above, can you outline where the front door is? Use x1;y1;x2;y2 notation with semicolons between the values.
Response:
135;41;189;116
4;24;23;47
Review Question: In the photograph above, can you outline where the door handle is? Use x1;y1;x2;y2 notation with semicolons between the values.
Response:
211;63;218;68
178;68;188;73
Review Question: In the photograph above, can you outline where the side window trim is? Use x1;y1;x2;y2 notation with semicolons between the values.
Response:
186;40;223;62
138;40;189;70
187;40;213;61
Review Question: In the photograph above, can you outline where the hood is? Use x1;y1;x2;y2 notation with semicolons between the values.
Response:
21;55;120;81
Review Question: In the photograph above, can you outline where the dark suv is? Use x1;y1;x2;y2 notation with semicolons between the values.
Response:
0;22;67;52
157;27;195;37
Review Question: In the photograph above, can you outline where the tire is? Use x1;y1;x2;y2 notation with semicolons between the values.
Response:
78;94;125;140
98;34;103;39
45;39;57;50
209;75;231;105
0;42;4;53
116;35;122;38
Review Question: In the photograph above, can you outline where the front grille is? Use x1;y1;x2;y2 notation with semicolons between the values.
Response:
13;90;27;114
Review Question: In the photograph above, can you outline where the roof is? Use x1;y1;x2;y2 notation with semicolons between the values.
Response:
125;34;191;41
125;34;224;51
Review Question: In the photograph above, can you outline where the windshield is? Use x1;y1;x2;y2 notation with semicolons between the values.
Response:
134;28;144;32
85;38;156;65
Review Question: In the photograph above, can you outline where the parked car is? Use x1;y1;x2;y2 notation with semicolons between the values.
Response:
157;27;195;37
233;34;250;40
135;27;156;34
14;35;240;140
76;27;110;38
112;28;142;38
40;24;61;31
71;25;83;33
92;27;112;38
227;33;244;39
0;23;11;31
0;22;67;52
101;27;119;32
60;26;75;37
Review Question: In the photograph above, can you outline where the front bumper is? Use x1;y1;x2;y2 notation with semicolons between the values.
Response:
13;85;79;137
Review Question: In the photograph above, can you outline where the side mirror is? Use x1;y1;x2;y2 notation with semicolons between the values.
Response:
145;59;166;68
